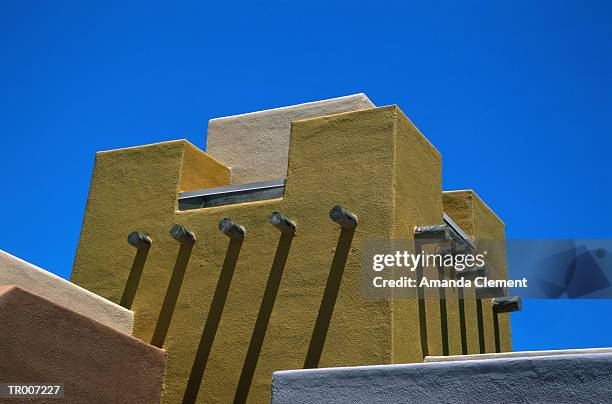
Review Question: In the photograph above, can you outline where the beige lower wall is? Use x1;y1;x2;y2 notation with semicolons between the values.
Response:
0;285;164;403
0;249;133;334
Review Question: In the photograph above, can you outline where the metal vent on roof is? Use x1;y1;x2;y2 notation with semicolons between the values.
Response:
178;179;285;210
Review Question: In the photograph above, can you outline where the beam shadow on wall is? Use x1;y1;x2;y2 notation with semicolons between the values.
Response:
234;212;296;403
457;288;468;355
304;206;357;369
492;296;522;353
120;231;152;310
413;239;430;359
437;265;449;356
151;225;196;348
183;219;245;404
493;310;501;353
475;298;486;354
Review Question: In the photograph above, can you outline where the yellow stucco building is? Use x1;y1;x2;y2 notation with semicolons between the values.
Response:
71;94;512;403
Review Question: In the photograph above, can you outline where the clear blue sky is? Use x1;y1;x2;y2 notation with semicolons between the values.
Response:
1;1;611;351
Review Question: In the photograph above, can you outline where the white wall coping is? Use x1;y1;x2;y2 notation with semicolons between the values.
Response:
424;347;612;362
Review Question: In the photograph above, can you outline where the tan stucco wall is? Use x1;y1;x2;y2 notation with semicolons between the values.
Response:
206;94;375;184
0;249;133;334
443;190;512;353
0;285;165;403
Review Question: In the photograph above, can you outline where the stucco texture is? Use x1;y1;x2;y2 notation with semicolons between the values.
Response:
206;93;375;184
0;249;133;334
271;351;612;403
443;190;512;353
0;285;165;403
71;104;510;403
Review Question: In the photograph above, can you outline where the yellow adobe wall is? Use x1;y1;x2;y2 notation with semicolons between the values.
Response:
72;106;510;403
443;190;512;353
180;142;230;191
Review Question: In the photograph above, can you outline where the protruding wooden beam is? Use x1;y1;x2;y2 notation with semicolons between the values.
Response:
120;231;152;309
329;205;357;230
